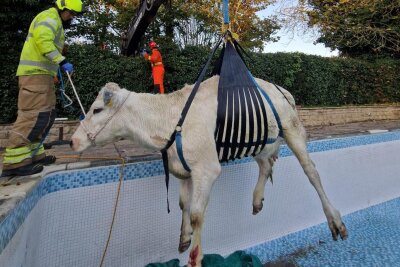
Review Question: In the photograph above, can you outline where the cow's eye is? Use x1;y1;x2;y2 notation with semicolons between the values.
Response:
93;108;103;114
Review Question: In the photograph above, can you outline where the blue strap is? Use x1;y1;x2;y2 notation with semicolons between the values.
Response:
223;0;229;24
30;141;44;158
248;71;284;138
160;37;223;213
265;138;278;144
176;131;191;172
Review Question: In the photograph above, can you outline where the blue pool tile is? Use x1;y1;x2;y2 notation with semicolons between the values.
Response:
246;197;400;267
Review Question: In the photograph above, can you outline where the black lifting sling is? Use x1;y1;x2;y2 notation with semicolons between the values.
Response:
215;40;277;162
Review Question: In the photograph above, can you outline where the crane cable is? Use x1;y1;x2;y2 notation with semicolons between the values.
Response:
221;0;239;40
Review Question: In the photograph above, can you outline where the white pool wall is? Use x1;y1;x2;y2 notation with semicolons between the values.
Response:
1;132;400;267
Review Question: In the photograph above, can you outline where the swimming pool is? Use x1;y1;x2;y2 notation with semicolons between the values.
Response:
1;131;399;267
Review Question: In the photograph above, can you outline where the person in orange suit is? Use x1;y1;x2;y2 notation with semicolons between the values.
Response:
142;41;165;94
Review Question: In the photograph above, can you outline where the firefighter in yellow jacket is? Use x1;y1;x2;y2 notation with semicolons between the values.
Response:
1;0;83;178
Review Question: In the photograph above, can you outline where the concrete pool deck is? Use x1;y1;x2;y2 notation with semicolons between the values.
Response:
0;119;399;223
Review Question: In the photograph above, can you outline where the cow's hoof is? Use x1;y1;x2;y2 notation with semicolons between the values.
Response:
330;221;348;241
179;239;191;253
252;201;263;215
339;223;348;240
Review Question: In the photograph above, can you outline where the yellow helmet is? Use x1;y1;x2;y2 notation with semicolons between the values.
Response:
56;0;83;13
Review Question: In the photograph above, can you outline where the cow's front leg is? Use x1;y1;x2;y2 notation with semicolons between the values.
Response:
188;165;221;267
179;178;192;253
252;154;275;215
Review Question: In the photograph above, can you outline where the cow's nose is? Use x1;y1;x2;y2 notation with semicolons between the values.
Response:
70;138;80;151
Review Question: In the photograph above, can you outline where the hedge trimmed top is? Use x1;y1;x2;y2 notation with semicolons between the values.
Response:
1;43;399;124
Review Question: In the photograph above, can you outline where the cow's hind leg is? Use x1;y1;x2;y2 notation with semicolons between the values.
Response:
179;179;193;253
252;155;274;215
187;164;221;267
284;123;348;241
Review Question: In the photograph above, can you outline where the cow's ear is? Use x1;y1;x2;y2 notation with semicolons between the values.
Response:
104;91;113;107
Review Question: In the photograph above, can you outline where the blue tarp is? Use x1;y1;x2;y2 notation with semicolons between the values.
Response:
145;250;263;267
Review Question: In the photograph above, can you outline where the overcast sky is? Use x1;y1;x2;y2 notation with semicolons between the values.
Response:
263;32;339;57
257;2;338;57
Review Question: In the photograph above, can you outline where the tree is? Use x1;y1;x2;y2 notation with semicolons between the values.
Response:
0;0;54;54
220;0;280;50
113;0;280;51
67;0;121;50
289;0;400;57
309;0;400;57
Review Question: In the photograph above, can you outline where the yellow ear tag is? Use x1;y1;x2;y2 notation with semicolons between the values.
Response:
107;100;113;107
231;32;239;41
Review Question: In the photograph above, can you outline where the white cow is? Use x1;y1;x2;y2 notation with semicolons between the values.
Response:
71;76;348;267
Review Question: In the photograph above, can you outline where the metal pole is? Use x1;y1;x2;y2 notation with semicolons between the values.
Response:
66;71;87;117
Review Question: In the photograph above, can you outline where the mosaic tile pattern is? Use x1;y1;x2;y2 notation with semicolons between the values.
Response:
245;197;400;267
1;131;400;255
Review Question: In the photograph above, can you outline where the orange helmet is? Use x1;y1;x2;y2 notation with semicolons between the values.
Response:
149;41;157;49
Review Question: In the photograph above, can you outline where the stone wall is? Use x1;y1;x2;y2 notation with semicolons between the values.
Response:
297;105;400;127
1;105;399;148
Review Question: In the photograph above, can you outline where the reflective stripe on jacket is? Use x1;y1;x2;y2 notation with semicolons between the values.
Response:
16;7;65;77
3;143;45;164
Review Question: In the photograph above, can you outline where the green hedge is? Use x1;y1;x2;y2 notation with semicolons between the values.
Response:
0;52;20;124
1;43;399;123
249;53;400;106
0;0;54;124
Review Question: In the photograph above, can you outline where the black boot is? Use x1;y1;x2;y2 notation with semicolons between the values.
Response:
153;84;161;94
1;163;43;178
33;155;57;165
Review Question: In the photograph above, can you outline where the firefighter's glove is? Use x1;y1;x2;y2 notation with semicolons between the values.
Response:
141;49;150;57
60;60;73;73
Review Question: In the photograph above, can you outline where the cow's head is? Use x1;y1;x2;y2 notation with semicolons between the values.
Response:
70;82;130;152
